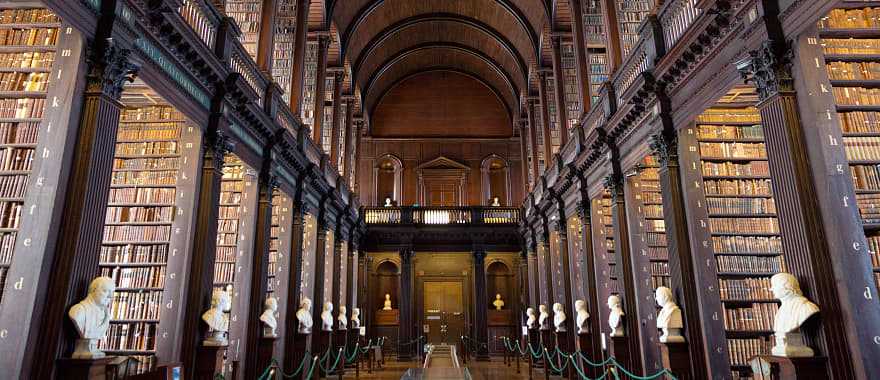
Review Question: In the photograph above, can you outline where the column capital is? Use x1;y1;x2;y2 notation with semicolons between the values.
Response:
649;130;678;167
86;38;140;99
576;199;591;220
736;40;794;102
603;173;624;199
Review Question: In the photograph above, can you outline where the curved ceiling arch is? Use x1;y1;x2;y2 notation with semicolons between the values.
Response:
361;45;520;119
353;19;528;96
350;14;529;89
332;0;543;67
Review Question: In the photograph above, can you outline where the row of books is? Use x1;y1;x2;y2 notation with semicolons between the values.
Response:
110;171;178;186
217;219;239;233
650;262;669;275
0;231;15;263
0;9;59;24
728;338;772;366
644;221;665;234
850;164;880;190
641;204;662;219
214;262;235;284
703;179;773;196
0;147;33;171
120;106;185;122
216;246;235;262
844;137;880;161
117;124;181;141
712;235;783;254
0;201;20;228
107;188;176;204
827;61;880;81
100;245;168;264
112;157;180;171
716;255;785;274
647;246;668;260
840;111;880;133
707;197;776;215
697;109;761;124
699;142;768;159
0;71;48;92
865;235;880;268
833;87;880;105
219;205;242;219
114;141;179;156
646;232;666;246
105;206;174;224
856;193;880;219
220;191;242;204
722;303;779;331
698;125;764;140
0;173;27;198
0;98;43;118
216;232;237;246
102;225;172;242
701;161;770;178
98;322;157;352
0;51;55;69
709;218;780;234
818;7;880;29
100;266;166;288
0;27;57;46
821;38;880;55
0;122;38;144
109;291;163;320
719;278;774;300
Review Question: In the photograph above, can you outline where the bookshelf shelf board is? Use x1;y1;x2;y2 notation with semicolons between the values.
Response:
218;202;243;206
642;202;663;205
716;272;777;277
0;117;40;123
707;213;777;218
119;119;188;124
103;221;174;226
837;104;880;112
646;244;668;248
714;252;782;257
0;67;50;74
724;330;774;338
704;193;774;198
110;167;181;172
214;281;234;286
720;299;780;305
0;227;18;232
846;159;880;165
842;132;880;137
115;287;165;291
0;22;61;28
107;202;174;207
103;349;157;355
99;262;167;267
824;54;880;62
854;189;880;194
0;170;31;175
0;45;54;53
102;240;172;245
819;28;880;38
696;137;765;143
700;156;768;162
114;139;181;144
216;244;238;247
0;91;45;98
0;142;37;148
113;154;180;159
109;184;177;189
109;319;161;323
0;196;23;202
215;260;236;264
711;232;780;237
830;79;880;88
695;121;761;126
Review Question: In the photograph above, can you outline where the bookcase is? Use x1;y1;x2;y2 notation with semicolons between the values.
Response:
595;191;619;296
561;42;581;131
337;103;347;176
817;6;880;294
544;75;562;156
272;0;297;103
614;0;654;57
299;213;318;303
214;0;263;59
588;49;608;105
688;88;786;378
267;190;291;299
321;93;333;155
99;99;201;374
321;229;335;305
566;216;587;304
632;155;670;290
215;155;246;296
300;41;318;131
534;103;547;174
581;0;605;47
0;7;59;304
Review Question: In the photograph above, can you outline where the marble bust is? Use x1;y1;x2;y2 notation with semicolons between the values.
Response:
202;289;232;346
552;303;567;332
68;276;115;359
574;300;590;334
770;273;820;357
351;308;361;329
297;298;313;334
655;287;684;343
383;294;393;310
525;307;537;329
491;197;501;207
260;297;279;338
607;295;625;337
338;306;348;330
384;197;393;207
538;304;551;330
321;302;334;331
493;294;505;310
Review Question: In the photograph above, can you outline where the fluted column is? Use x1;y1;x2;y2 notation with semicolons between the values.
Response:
398;247;415;360
473;249;490;360
341;98;354;183
282;200;310;371
517;120;530;194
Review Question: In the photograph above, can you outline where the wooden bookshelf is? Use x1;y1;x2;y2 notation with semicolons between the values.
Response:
300;41;318;131
321;88;334;155
214;155;245;295
544;75;562;156
0;7;58;304
561;42;581;131
615;0;654;57
99;103;200;374
214;0;263;59
819;6;880;293
632;156;670;290
267;190;288;299
597;191;619;295
272;0;297;103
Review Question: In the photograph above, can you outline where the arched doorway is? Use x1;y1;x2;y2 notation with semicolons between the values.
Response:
373;260;401;353
481;155;510;206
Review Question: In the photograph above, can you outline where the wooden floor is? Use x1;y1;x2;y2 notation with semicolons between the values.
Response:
339;356;555;379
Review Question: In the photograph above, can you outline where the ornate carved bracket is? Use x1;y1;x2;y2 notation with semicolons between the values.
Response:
736;40;794;102
86;38;140;99
649;130;678;167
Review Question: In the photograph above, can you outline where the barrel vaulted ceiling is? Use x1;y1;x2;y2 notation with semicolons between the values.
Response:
316;0;569;129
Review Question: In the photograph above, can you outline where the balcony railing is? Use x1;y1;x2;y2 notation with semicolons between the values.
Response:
363;206;521;225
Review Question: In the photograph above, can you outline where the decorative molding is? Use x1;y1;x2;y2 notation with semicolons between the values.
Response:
86;38;139;99
736;40;795;102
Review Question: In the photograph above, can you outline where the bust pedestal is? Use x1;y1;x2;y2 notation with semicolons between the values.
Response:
554;329;574;379
577;332;600;379
313;329;332;377
527;328;542;366
257;336;277;378
748;355;828;380
610;336;632;373
57;357;121;380
195;344;227;380
332;328;348;374
290;332;312;377
659;341;692;380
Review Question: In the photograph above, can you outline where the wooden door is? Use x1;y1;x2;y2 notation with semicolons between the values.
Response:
427;181;458;206
423;281;464;344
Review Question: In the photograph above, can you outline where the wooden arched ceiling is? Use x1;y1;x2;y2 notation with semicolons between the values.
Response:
362;46;519;120
353;19;528;97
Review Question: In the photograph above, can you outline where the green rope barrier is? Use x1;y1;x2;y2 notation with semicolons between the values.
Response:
543;348;569;373
273;353;313;379
608;358;677;380
566;354;613;380
304;356;319;379
317;348;344;373
577;351;615;367
345;343;361;363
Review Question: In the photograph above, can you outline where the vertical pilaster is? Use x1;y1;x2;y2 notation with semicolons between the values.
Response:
352;120;363;190
331;234;343;324
256;0;278;71
282;200;309;371
473;249;490;360
288;0;311;113
398;247;414;360
310;35;330;143
550;36;570;146
540;227;555;309
567;0;592;111
553;218;577;354
527;100;541;186
34;34;138;379
538;71;554;163
600;0;623;71
527;241;540;309
346;240;356;313
517;121;530;194
575;198;603;375
329;71;343;164
342;98;354;183
310;213;329;355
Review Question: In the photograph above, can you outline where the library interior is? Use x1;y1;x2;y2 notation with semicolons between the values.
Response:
2;0;880;379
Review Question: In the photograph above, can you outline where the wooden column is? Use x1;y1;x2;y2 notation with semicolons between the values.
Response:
550;36;570;146
738;29;874;377
600;0;622;71
331;231;343;325
540;227;555;310
575;197;603;376
329;71;343;163
567;0;592;111
310;210;330;356
551;217;577;355
605;148;643;374
34;36;138;379
473;249;490;360
346;240;356;313
527;243;539;310
398;247;415;360
517;120;530;194
537;71;554;163
282;200;310;371
341;98;354;183
526;99;541;187
256;0;278;71
351;120;363;190
288;0;311;113
243;160;278;380
310;35;330;143
649;94;717;378
519;251;531;324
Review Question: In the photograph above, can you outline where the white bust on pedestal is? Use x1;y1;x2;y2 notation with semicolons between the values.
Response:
297;298;313;334
260;297;279;338
607;295;625;337
538;304;551;330
770;273;820;357
383;294;393;310
655;287;684;343
321;302;334;331
574;300;590;334
202;289;232;346
351;308;361;329
68;276;115;359
552;303;567;332
525;307;537;329
338;306;348;330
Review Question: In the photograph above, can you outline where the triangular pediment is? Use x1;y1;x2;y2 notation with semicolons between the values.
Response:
416;156;471;171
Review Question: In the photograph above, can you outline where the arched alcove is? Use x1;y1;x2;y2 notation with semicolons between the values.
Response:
373;154;403;206
481;154;511;206
375;260;400;309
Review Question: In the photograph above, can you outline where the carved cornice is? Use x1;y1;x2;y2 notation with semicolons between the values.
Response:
649;130;677;167
86;38;140;99
736;40;794;102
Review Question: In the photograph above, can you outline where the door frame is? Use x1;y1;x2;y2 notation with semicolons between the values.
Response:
415;274;472;347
